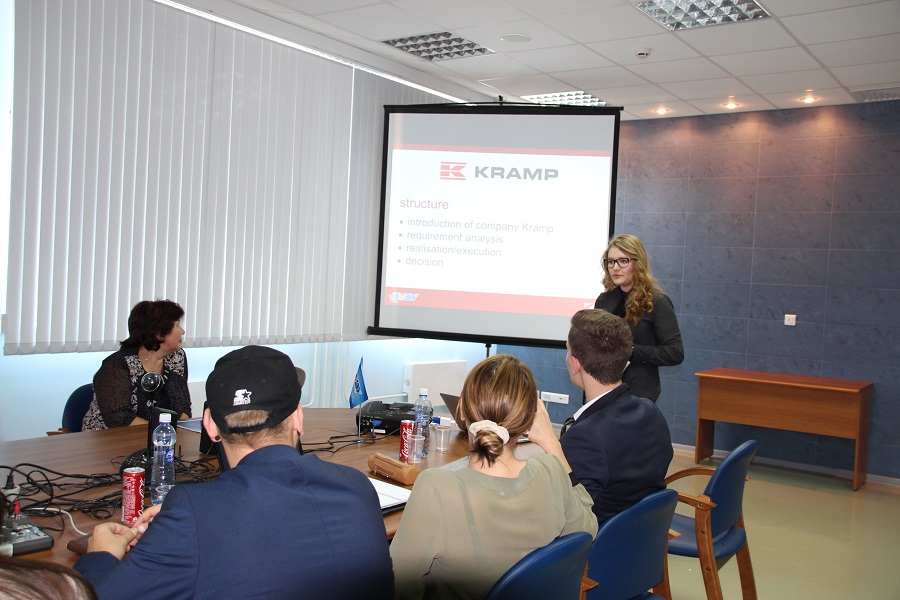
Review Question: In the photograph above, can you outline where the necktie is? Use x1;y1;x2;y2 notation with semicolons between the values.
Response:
560;417;576;437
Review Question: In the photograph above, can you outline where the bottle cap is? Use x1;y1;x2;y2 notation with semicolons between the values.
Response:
419;388;428;396
159;413;172;423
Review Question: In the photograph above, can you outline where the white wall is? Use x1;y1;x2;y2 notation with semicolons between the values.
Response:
0;334;488;442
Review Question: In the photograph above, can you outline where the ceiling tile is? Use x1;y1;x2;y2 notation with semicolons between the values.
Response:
508;45;614;72
677;19;797;55
455;18;578;51
624;100;705;118
710;47;821;77
391;0;527;30
689;94;777;115
832;61;900;88
627;57;729;84
759;0;885;18
544;5;664;43
763;88;857;109
430;53;538;79
265;0;378;14
808;34;900;69
553;66;648;90
586;33;700;65
740;69;841;94
659;78;755;101
499;0;622;19
584;84;679;105
477;73;572;96
316;4;439;40
780;2;900;45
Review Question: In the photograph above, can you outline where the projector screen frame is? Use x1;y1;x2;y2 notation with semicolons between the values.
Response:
368;102;622;349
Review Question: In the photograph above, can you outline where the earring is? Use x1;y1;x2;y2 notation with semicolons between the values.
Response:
213;435;221;442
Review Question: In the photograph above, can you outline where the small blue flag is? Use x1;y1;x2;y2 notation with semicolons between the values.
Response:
349;358;368;408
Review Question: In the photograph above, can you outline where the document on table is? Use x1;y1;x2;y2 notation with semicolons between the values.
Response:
368;477;411;513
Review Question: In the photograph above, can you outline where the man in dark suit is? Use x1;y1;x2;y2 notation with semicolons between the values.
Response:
75;345;394;600
560;309;673;524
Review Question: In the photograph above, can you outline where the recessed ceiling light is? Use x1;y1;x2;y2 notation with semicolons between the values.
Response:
522;91;607;107
723;97;739;109
654;107;669;115
633;0;770;31
801;91;818;104
383;32;495;61
500;33;531;43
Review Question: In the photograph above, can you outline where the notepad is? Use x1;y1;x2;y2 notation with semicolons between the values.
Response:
368;477;411;514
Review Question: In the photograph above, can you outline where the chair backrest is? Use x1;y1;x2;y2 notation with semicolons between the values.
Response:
704;439;758;537
485;532;594;600
61;384;94;432
586;489;678;600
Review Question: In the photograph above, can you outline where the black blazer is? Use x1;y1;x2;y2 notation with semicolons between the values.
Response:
595;287;684;401
560;384;673;523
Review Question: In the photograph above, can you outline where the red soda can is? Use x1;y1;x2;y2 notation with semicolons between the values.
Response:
122;467;145;525
399;419;416;463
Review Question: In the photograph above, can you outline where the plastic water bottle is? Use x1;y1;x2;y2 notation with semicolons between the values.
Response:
150;413;176;505
414;388;433;458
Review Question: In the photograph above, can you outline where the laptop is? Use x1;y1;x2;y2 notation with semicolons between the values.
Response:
439;393;529;444
439;393;462;423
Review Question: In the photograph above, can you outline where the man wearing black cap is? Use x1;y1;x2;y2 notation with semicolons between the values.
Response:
75;345;394;599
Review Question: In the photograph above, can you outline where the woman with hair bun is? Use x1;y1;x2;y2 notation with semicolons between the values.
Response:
390;354;597;600
595;234;684;402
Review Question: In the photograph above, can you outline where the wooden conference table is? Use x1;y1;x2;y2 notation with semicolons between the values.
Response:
2;408;469;567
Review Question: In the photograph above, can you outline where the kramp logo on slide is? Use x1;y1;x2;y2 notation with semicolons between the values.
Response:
440;162;466;180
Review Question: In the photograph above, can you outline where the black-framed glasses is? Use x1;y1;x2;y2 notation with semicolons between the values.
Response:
604;257;634;269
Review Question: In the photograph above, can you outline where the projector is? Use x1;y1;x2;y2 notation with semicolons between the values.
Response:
356;401;417;435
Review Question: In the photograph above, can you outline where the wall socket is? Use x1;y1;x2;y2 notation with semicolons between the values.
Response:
540;391;569;404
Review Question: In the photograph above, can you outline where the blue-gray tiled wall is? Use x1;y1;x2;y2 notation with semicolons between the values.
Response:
499;100;900;480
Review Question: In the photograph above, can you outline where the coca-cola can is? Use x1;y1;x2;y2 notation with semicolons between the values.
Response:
399;419;416;463
122;467;145;525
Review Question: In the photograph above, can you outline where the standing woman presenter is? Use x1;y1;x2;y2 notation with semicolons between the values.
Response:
594;234;683;402
82;300;191;430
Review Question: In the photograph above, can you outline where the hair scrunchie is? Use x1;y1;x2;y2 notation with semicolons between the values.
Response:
468;420;510;444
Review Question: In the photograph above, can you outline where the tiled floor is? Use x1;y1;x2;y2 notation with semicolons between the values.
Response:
665;450;900;599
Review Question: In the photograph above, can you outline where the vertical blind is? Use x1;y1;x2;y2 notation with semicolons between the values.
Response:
7;0;445;354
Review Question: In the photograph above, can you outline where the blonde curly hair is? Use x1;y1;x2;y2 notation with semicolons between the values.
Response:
601;234;660;325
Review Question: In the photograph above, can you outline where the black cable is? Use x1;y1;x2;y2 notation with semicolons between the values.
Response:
303;427;399;455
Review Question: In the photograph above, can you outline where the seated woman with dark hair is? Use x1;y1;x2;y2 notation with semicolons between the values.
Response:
390;354;598;600
0;502;97;600
82;300;191;431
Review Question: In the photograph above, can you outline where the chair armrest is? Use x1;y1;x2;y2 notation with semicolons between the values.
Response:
665;466;715;485
675;491;716;512
668;529;681;540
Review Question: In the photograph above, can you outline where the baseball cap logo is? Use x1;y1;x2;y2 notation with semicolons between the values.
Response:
440;162;465;180
233;389;252;406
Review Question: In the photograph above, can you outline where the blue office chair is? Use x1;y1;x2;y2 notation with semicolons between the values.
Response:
585;488;678;600
61;383;94;433
666;439;758;600
485;532;594;600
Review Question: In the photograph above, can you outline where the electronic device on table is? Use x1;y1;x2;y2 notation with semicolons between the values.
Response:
356;401;416;435
1;503;53;556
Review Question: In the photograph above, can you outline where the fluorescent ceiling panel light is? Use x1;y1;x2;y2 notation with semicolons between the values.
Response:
522;91;607;107
850;86;900;103
633;0;770;31
383;32;495;62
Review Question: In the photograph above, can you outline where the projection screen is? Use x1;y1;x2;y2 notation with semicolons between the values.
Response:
369;104;621;348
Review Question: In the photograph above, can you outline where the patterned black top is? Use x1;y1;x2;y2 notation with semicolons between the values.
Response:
82;348;191;430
